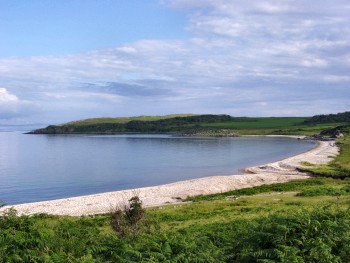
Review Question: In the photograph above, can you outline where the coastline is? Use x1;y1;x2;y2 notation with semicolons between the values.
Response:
1;138;339;216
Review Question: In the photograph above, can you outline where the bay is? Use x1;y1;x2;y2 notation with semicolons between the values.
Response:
0;131;315;205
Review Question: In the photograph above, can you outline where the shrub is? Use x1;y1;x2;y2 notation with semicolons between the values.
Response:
341;184;350;193
110;195;145;237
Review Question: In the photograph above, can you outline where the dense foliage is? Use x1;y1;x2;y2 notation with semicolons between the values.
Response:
304;111;350;124
1;205;350;262
231;207;350;262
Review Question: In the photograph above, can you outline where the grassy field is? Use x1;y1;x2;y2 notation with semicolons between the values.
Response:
152;177;350;229
201;117;344;135
202;117;308;129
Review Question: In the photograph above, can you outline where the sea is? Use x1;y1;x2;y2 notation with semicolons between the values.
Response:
0;128;316;205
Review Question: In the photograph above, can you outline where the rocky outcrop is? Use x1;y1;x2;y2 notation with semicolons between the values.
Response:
320;125;349;138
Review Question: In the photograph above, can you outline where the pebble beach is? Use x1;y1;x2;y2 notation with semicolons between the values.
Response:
1;138;338;216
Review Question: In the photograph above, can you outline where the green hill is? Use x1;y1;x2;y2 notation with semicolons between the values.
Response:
64;114;197;126
30;113;350;136
304;111;350;124
29;114;235;134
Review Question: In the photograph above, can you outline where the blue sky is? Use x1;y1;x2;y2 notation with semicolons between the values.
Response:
0;0;187;56
0;0;349;125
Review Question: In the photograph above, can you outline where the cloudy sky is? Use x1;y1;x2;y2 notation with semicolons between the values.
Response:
1;0;349;125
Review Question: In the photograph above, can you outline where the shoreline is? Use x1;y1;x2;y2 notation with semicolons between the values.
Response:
1;137;339;216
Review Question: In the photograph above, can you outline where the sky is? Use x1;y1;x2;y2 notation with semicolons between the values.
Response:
0;0;349;125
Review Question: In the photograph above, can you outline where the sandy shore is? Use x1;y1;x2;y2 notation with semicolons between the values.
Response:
1;138;339;216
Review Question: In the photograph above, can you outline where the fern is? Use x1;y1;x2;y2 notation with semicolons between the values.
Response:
51;252;67;263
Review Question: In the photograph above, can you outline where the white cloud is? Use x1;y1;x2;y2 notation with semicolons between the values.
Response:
116;46;137;54
188;16;244;37
0;88;19;104
0;88;38;120
322;75;350;83
301;58;328;68
255;2;293;14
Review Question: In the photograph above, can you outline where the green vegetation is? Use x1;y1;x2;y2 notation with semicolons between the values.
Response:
110;196;145;237
29;113;349;136
300;161;316;166
304;111;350;124
187;177;334;201
296;185;344;197
65;114;197;125
320;124;350;137
2;177;350;261
200;117;312;135
300;128;350;179
3;111;348;261
187;177;350;202
30;114;236;134
207;120;344;135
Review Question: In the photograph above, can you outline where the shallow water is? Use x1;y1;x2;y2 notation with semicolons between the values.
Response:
0;132;315;205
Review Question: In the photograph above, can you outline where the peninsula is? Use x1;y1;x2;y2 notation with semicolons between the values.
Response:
29;111;350;136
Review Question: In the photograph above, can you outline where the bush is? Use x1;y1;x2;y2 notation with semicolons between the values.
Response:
341;184;350;193
110;195;145;237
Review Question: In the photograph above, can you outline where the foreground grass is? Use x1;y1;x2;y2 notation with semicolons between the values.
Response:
2;177;350;262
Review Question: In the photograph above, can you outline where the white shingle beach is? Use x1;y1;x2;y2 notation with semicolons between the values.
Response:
1;139;338;216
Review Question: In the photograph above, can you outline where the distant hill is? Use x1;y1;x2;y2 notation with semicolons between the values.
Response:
304;111;350;124
29;111;349;136
64;114;197;126
29;114;235;134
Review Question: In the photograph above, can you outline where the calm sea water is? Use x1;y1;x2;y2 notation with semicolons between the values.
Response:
0;131;315;205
